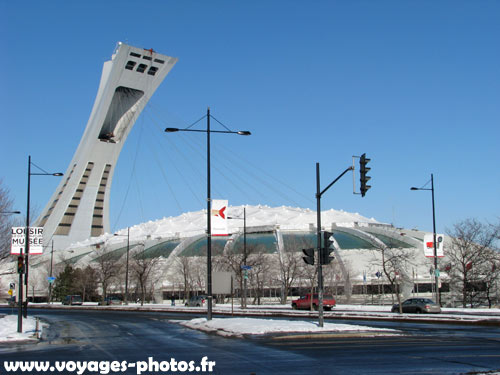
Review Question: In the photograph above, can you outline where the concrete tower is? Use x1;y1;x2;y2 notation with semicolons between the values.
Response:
36;42;177;249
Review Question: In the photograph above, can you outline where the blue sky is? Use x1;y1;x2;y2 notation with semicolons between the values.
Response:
1;0;499;235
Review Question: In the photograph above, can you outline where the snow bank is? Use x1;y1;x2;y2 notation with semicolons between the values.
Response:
0;314;41;342
177;317;397;337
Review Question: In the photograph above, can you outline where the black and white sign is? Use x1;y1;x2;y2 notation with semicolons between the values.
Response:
11;227;44;255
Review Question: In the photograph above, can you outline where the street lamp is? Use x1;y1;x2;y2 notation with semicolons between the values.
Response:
165;107;251;320
21;155;62;331
48;240;54;304
228;207;247;309
0;211;21;214
411;173;440;306
114;227;130;305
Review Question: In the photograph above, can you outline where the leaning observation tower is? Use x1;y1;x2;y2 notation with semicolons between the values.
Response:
35;42;177;250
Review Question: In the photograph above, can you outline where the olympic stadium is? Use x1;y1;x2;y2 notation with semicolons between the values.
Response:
0;43;447;304
2;204;445;304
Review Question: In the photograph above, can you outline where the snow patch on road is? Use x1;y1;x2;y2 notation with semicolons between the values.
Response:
177;317;399;337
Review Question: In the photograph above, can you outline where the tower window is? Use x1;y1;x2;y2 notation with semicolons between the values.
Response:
125;61;137;70
147;66;158;76
137;64;147;73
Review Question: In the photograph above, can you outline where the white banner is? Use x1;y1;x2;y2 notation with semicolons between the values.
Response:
423;233;444;258
11;227;44;255
211;199;228;236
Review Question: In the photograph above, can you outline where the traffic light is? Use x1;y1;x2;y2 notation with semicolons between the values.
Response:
321;231;335;265
17;256;24;274
360;153;371;197
302;248;315;265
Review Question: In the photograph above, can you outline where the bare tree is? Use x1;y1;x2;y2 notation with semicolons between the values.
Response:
445;219;500;308
218;242;266;305
93;245;122;301
191;257;207;293
129;244;161;306
173;256;194;302
371;238;415;312
480;254;500;308
0;179;20;260
245;246;271;305
278;235;306;304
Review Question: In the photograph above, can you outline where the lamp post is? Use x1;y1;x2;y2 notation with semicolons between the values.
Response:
411;173;440;306
22;155;62;326
228;207;247;308
0;211;21;214
114;227;130;304
48;240;54;304
165;107;251;320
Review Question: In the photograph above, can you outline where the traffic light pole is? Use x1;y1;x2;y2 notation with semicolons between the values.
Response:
316;163;353;327
17;257;23;333
316;163;324;328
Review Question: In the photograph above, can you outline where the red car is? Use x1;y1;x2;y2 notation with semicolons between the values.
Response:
292;293;336;311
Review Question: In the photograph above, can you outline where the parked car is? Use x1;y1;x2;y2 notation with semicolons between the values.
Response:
98;297;123;306
185;295;208;307
62;295;83;306
292;293;336;311
391;298;441;314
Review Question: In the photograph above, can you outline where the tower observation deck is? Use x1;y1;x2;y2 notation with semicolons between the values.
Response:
35;42;177;250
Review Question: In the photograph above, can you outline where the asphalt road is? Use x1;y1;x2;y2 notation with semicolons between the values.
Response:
1;308;499;375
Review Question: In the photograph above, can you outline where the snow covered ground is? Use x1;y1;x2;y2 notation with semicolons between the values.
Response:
177;317;398;337
0;314;41;342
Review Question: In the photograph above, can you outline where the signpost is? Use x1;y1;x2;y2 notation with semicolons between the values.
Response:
11;226;44;332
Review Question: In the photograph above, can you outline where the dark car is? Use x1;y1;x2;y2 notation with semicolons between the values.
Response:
62;295;83;306
185;295;208;307
98;297;123;306
391;298;441;314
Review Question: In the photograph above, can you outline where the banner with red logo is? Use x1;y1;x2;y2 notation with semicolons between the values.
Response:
423;233;444;257
211;200;228;236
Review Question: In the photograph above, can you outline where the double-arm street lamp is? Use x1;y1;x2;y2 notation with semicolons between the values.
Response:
411;173;440;306
20;155;62;331
165;107;251;320
1;211;21;214
228;207;247;309
114;227;130;304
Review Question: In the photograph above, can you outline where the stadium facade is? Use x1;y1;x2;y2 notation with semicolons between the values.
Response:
3;205;445;304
